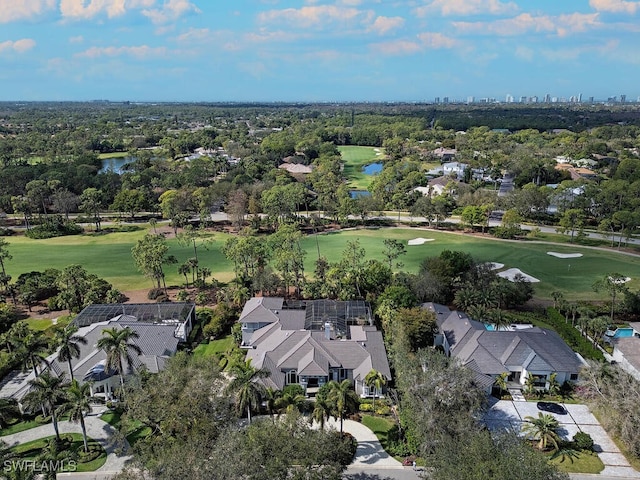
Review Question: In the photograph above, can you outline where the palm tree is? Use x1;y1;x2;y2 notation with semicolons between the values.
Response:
226;359;270;424
0;398;20;429
548;372;561;396
524;372;536;395
96;326;142;398
55;326;87;381
487;309;510;330
15;331;50;378
310;396;332;431
522;412;561;451
22;371;69;441
327;379;360;436
494;372;509;398
364;369;386;411
58;379;93;453
275;391;307;414
264;387;281;420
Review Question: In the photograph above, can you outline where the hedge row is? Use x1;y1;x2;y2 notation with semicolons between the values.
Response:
545;307;605;362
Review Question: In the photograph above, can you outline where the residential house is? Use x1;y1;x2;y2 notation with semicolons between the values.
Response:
414;176;459;197
0;304;193;406
611;322;640;381
240;297;391;397
432;147;457;161
423;302;586;393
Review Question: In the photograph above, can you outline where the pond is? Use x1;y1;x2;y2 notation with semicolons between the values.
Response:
362;162;383;175
99;156;134;174
349;190;371;199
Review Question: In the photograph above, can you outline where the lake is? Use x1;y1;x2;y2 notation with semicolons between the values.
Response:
349;190;371;199
100;156;134;174
362;162;383;175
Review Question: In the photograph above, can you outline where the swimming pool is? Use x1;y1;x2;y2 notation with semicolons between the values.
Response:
606;327;635;338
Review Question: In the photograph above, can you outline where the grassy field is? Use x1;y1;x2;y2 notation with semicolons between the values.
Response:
338;145;383;190
302;228;640;300
549;450;604;474
193;335;236;358
97;152;129;159
360;414;397;455
5;228;236;291
5;226;640;300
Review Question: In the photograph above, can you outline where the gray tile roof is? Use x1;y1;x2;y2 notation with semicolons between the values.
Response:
425;304;584;378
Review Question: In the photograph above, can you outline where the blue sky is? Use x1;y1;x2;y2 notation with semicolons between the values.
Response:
1;0;639;102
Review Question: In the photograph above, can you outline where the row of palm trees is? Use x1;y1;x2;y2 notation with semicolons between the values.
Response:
226;359;386;435
2;324;143;455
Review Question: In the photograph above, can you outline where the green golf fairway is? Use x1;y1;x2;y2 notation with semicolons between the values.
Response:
5;227;640;300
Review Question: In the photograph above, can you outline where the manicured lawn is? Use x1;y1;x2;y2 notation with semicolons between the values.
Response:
360;414;396;453
99;409;151;446
193;335;235;358
338;146;383;190
0;417;43;436
301;228;640;300
6;226;640;300
5;229;235;291
11;433;107;472
97;152;129;159
549;450;604;474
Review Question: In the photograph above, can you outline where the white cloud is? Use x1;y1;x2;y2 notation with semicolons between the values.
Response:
257;5;366;29
75;44;169;59
453;12;600;37
0;38;37;54
59;0;161;20
417;32;458;48
142;0;200;24
69;35;84;44
590;0;640;14
372;40;422;56
0;0;55;23
415;0;519;17
372;32;458;56
368;16;405;35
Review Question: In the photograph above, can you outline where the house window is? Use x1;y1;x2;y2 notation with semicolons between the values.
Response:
533;375;547;387
285;370;298;385
339;368;348;380
570;374;579;381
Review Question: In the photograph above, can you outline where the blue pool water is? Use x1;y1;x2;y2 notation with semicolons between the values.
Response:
485;324;496;331
362;162;383;175
609;328;634;338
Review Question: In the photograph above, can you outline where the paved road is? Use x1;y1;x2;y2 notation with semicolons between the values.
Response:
485;399;640;478
1;406;131;478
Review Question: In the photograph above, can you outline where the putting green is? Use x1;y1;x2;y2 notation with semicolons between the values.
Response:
5;227;640;300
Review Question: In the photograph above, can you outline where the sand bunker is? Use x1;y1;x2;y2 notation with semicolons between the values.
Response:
485;262;505;271
609;276;631;284
497;268;540;283
547;252;583;259
408;237;435;246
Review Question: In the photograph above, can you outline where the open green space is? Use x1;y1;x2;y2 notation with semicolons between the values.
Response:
360;414;396;451
99;410;151;446
193;335;235;358
302;228;640;300
549;450;604;474
5;226;640;300
338;145;383;190
4;228;235;291
97;152;129;159
11;433;107;472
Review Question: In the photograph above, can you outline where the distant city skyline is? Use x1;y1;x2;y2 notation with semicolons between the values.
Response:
1;1;640;102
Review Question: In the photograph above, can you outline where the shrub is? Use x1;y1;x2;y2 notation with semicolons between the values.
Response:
375;405;391;416
546;308;605;361
24;217;82;239
0;228;15;236
348;413;362;422
35;414;51;425
359;403;374;412
573;432;594;451
147;288;164;300
78;446;102;463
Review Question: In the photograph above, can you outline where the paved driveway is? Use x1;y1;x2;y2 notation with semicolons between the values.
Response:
485;399;640;478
